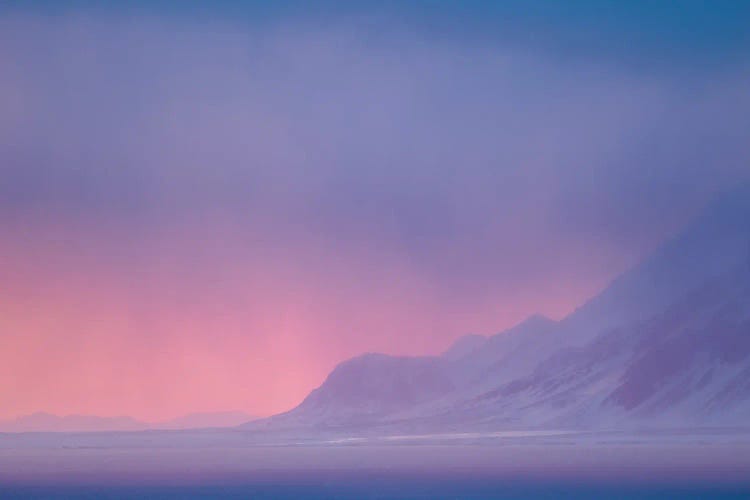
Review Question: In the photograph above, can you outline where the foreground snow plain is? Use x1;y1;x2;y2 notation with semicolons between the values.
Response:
2;427;750;487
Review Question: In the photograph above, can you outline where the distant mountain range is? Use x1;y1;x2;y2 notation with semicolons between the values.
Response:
0;411;256;433
249;183;750;432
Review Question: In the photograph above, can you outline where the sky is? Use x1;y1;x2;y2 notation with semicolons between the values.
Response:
1;1;749;421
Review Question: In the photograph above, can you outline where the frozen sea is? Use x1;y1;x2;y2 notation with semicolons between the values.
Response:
1;427;749;499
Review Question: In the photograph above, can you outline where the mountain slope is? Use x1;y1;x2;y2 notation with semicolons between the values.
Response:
251;315;558;429
560;183;750;344
433;266;750;429
456;314;558;388
259;354;455;428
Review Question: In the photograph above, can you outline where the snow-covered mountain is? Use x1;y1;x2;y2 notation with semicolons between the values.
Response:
433;265;750;429
255;314;560;429
560;182;750;345
259;354;456;428
449;314;559;389
249;184;750;431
